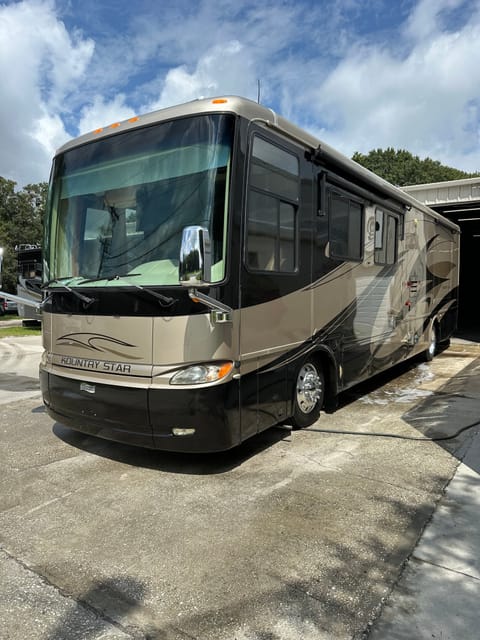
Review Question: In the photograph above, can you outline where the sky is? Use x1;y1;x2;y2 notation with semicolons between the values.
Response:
0;0;480;187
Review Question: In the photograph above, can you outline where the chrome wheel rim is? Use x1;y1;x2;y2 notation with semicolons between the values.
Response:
296;363;322;414
428;326;436;357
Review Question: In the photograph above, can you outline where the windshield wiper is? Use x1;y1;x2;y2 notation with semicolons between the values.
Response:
77;273;176;307
41;278;96;308
131;284;176;307
41;276;78;289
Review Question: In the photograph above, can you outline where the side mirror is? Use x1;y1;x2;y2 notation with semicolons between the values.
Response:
179;226;212;286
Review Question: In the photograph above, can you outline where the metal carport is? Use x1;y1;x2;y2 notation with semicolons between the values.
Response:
404;177;480;332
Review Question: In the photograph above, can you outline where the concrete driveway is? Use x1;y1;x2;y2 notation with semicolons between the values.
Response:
1;335;479;639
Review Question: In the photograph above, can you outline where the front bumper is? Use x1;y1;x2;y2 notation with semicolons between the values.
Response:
40;369;241;453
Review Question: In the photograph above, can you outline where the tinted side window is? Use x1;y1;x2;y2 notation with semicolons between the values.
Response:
250;137;299;200
374;209;398;265
247;136;299;273
329;192;363;261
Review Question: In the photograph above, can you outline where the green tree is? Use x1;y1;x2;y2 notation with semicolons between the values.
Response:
0;177;47;293
352;148;480;187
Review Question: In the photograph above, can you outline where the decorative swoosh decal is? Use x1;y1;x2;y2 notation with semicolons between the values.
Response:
56;332;143;360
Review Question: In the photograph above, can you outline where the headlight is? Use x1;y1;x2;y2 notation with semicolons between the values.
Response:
170;361;234;385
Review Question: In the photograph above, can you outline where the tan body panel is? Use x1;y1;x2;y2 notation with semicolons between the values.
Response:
41;311;239;389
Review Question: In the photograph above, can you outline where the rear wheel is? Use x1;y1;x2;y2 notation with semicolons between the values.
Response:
291;359;324;429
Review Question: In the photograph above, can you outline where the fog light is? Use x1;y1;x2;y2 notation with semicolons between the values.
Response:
172;428;196;437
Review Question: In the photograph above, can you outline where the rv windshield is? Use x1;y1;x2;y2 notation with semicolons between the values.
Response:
45;114;233;287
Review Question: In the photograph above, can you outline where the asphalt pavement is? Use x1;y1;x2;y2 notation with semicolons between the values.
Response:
369;334;480;640
1;330;480;639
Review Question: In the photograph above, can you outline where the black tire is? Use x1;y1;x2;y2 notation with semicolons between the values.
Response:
424;323;437;362
291;359;325;429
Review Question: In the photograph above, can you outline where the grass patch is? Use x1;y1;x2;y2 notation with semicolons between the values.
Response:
0;325;42;338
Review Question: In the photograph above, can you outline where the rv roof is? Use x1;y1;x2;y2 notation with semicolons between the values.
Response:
55;95;459;233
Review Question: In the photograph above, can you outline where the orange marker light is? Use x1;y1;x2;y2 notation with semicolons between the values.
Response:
212;98;228;104
128;116;139;123
109;122;120;129
93;128;103;134
217;362;234;379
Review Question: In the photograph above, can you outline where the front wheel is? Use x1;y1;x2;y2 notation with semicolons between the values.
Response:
291;360;325;429
424;323;437;362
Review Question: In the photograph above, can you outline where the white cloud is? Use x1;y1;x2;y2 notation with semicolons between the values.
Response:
304;0;480;171
146;41;257;112
31;110;68;160
1;0;480;186
0;0;94;186
78;94;135;135
404;0;466;41
128;2;308;113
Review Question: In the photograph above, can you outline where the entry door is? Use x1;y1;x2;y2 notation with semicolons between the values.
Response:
239;131;306;436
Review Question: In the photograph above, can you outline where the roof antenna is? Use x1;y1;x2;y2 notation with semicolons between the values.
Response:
257;79;261;104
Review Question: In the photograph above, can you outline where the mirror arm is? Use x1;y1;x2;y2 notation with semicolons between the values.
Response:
188;288;232;323
188;288;232;314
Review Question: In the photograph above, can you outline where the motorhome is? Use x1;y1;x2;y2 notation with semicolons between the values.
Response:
16;244;42;323
39;96;459;452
